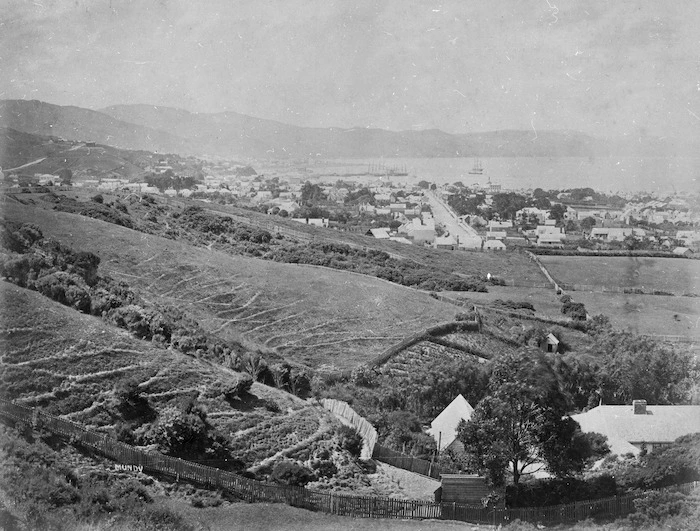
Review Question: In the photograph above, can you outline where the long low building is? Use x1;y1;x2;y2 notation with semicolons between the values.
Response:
571;400;700;456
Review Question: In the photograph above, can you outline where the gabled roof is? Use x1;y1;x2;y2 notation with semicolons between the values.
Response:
673;247;692;255
571;405;700;455
368;228;391;239
427;394;474;451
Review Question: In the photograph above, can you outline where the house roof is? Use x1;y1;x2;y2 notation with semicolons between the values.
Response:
673;247;692;255
571;405;700;455
427;394;474;451
369;228;391;239
546;333;559;344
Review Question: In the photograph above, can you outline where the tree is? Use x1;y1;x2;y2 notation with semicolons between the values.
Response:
300;181;325;204
492;193;528;223
417;180;431;189
458;350;592;486
56;168;72;185
580;217;596;232
549;204;567;224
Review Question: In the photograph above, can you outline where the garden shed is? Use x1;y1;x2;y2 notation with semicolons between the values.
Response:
434;474;502;507
539;333;560;354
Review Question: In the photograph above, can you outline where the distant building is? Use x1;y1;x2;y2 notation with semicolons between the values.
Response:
484;240;506;251
458;236;483;250
292;217;329;228
672;247;693;257
434;235;458;250
366;228;391;239
486;231;507;241
590;228;645;241
488;220;513;230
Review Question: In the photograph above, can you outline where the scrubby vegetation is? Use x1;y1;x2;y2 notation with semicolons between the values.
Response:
174;205;487;292
0;220;246;367
0;424;196;531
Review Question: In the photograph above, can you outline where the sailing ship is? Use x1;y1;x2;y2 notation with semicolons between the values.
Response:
468;158;484;175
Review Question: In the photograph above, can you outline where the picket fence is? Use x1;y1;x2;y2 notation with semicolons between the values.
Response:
1;399;697;525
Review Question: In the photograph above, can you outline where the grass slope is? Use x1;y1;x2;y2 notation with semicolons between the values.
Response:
3;200;459;370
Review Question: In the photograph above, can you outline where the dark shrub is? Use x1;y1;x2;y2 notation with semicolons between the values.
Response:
269;460;314;487
561;301;587;320
336;425;363;458
91;194;104;203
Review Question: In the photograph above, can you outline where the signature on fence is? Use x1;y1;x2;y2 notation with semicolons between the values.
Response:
114;464;144;473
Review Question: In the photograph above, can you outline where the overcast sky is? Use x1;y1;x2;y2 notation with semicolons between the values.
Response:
2;0;699;139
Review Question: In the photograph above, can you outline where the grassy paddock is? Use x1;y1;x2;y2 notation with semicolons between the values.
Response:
538;255;700;295
571;291;700;338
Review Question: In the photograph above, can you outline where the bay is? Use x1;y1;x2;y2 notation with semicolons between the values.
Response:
309;157;700;193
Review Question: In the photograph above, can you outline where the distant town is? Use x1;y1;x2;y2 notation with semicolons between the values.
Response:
5;149;699;257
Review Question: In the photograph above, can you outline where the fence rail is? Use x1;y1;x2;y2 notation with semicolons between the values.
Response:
1;399;697;525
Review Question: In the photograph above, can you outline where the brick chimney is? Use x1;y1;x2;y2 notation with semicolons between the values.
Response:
633;400;647;415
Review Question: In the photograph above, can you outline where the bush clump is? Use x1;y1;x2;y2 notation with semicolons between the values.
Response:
269;460;314;487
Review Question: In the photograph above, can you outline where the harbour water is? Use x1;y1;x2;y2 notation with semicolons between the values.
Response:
311;157;700;193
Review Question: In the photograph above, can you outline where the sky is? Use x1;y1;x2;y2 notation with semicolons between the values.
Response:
2;0;699;139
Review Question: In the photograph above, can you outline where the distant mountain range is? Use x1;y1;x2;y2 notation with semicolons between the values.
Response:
1;99;693;160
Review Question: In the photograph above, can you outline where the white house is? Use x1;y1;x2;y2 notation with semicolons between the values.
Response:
571;401;700;456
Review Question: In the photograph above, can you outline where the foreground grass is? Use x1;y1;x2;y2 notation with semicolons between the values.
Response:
162;499;491;531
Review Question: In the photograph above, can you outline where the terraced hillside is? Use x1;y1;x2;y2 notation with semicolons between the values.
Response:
0;283;336;468
3;200;459;371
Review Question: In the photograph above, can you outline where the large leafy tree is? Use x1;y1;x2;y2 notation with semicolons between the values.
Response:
491;192;528;222
458;350;592;486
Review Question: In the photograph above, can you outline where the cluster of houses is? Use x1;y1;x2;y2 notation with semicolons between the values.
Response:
427;394;700;484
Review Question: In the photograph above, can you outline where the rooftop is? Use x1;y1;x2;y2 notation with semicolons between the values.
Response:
571;404;700;455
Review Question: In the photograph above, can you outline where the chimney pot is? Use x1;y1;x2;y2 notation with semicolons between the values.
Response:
633;399;647;415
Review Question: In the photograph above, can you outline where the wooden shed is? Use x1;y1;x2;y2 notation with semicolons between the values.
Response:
435;474;501;506
539;332;560;354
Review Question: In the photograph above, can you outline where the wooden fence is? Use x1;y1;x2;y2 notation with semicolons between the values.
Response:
372;444;442;480
1;400;697;525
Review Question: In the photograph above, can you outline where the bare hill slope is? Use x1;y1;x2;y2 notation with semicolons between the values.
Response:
3;200;458;370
